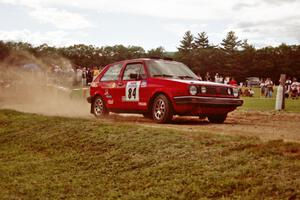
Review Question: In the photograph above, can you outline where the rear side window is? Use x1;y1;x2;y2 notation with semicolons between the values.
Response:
100;63;122;81
122;63;146;80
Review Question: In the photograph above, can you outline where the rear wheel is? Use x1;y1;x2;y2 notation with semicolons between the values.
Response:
92;96;108;118
152;94;173;123
207;114;227;124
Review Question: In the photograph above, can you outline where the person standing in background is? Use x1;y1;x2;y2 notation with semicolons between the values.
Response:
265;78;273;98
93;66;100;78
82;67;87;87
205;72;212;81
260;78;265;98
86;68;93;86
229;77;238;86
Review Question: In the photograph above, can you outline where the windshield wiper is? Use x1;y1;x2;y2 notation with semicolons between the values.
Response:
178;75;195;79
152;74;174;78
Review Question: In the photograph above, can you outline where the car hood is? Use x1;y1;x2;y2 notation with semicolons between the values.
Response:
163;78;235;88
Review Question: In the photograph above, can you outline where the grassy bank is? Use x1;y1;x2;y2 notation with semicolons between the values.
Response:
0;110;299;199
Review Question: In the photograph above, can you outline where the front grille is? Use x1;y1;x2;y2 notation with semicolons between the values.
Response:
205;86;217;95
197;85;232;96
220;87;230;95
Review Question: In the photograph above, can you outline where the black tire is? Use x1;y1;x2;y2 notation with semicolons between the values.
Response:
92;96;108;118
207;114;227;124
152;94;173;123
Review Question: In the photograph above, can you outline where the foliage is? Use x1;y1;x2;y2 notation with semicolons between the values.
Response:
147;46;165;58
175;31;300;82
220;31;242;53
178;31;194;53
194;32;210;49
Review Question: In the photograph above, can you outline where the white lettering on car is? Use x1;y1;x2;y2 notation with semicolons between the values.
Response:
125;81;141;102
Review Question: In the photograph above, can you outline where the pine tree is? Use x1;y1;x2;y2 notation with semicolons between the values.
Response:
194;32;210;49
241;39;255;51
178;31;194;52
221;31;242;53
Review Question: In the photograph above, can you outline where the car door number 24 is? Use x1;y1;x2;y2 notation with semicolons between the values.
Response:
125;81;140;101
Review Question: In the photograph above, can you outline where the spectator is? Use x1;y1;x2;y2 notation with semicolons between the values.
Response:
93;67;100;77
265;78;273;98
249;88;255;97
205;72;212;81
285;77;292;98
86;68;93;86
224;76;230;84
243;87;254;97
291;78;299;99
219;75;224;83
196;73;203;81
82;67;87;87
214;73;223;83
229;77;238;86
214;73;219;83
260;78;265;98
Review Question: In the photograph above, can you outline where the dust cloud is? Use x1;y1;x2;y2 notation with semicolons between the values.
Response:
0;50;91;118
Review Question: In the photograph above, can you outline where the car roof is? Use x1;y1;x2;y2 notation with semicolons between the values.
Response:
108;57;177;65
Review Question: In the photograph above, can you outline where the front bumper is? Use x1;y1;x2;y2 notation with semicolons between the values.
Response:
174;96;243;107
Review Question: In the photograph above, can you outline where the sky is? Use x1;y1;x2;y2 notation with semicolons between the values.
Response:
0;0;299;51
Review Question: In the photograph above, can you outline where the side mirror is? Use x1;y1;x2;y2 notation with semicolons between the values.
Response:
129;73;139;80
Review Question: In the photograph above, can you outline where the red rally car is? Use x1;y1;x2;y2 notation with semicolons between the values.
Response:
87;58;243;123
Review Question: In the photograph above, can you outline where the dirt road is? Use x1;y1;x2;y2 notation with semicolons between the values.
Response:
101;111;300;143
1;91;299;142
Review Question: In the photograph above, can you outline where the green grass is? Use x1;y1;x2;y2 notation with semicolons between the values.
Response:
240;98;300;112
0;110;299;199
238;87;300;112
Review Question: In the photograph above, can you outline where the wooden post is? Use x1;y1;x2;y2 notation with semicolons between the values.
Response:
275;74;286;110
280;74;286;109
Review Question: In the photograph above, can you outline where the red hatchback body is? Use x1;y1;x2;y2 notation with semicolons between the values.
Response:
87;58;243;123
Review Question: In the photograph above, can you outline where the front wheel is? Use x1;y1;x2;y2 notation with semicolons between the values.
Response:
92;96;108;118
207;114;227;124
152;94;173;123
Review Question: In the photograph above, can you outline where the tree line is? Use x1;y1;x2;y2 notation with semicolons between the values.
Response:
1;30;299;82
176;31;300;82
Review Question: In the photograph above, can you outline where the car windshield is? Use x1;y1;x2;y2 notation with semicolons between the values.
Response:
146;60;198;80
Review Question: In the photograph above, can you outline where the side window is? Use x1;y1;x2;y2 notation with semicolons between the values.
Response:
100;64;122;81
122;63;146;80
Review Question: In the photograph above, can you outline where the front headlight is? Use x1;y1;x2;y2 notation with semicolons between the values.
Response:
189;85;198;95
201;86;207;94
233;88;239;97
227;88;232;95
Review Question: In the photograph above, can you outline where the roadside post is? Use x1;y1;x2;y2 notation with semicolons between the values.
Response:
275;74;286;110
